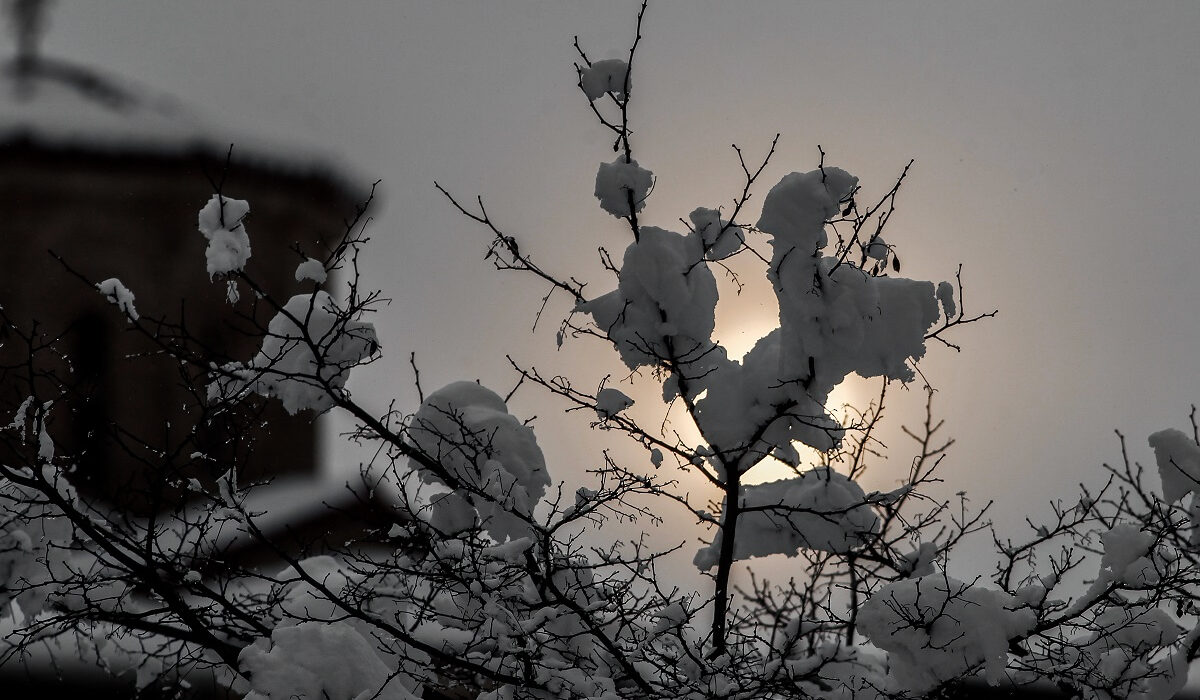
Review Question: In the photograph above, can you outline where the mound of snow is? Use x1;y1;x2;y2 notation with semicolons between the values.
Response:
208;291;378;415
694;467;879;570
407;382;551;542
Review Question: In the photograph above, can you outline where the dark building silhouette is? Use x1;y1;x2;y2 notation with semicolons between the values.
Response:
0;40;365;512
0;8;404;697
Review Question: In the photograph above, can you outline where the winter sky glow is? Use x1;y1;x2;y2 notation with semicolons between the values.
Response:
25;1;1200;575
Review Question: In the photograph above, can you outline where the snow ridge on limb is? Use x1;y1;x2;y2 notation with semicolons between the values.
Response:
693;467;880;570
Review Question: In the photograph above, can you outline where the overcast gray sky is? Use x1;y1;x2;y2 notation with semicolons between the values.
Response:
24;1;1200;571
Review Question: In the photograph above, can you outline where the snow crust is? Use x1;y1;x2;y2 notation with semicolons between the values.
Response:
594;158;653;218
197;195;252;278
580;59;629;101
858;574;1036;693
208;292;379;415
407;382;551;541
693;467;879;570
96;278;138;321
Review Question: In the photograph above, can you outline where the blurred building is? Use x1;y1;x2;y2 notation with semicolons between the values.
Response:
0;6;407;697
0;14;365;512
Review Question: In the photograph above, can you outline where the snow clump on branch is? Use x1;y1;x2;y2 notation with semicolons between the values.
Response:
1085;523;1160;597
579;225;720;390
757;167;941;388
207;291;379;416
693;467;879;570
857;573;1036;693
595;387;634;419
937;279;956;319
294;258;328;284
0;400;79;618
239;621;422;700
688;206;744;260
582;165;947;465
691;167;944;457
407;381;551;542
96;278;138;321
594;158;652;217
580;58;628;101
197;195;252;278
1059;605;1187;700
1148;428;1200;503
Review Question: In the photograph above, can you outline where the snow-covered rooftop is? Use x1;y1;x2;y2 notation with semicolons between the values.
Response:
0;56;365;193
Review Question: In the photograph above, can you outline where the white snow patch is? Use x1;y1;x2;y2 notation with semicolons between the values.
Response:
578;226;719;392
96;278;138;321
594;158;652;218
407;382;551;542
207;291;379;415
693;467;879;570
239;621;421;700
1085;523;1158;597
595;387;633;419
294;258;327;284
936;280;956;319
858;574;1036;693
1148;428;1200;503
197;195;251;278
689;207;744;260
1061;605;1185;700
580;59;629;101
864;237;888;261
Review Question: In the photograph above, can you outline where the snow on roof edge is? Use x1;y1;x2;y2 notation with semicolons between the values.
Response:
0;58;379;207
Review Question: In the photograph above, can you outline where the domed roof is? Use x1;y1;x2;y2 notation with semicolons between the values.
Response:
0;56;214;152
0;55;367;198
